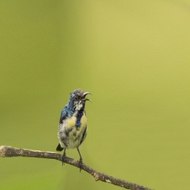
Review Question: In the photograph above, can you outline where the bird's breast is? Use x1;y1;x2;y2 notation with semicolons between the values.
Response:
65;113;87;128
60;114;87;149
66;116;77;128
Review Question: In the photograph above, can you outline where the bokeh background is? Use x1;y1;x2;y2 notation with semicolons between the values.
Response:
0;0;190;190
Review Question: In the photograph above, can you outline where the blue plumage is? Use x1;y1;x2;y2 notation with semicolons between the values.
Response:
59;109;67;123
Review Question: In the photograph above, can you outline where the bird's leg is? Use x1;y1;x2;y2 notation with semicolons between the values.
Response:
77;147;83;171
77;147;83;162
62;148;66;166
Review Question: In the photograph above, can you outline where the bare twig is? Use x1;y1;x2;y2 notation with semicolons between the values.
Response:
0;145;151;190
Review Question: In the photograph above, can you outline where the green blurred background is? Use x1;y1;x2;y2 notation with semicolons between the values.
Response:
0;0;190;189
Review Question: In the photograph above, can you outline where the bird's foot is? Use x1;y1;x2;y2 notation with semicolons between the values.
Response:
61;150;66;166
78;158;83;172
61;155;65;166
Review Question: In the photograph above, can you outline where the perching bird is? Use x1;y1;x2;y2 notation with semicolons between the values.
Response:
56;89;90;164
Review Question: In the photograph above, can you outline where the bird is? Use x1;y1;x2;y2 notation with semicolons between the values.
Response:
56;89;90;165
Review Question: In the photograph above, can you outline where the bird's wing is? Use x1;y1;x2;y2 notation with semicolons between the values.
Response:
59;107;68;124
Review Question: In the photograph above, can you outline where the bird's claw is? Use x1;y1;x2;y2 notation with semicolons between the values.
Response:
61;155;65;166
78;158;83;172
62;151;66;166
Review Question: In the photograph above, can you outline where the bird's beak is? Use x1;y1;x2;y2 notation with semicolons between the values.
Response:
83;92;91;97
85;98;91;102
83;92;91;102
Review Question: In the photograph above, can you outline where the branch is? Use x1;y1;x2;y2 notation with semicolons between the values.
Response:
0;145;151;190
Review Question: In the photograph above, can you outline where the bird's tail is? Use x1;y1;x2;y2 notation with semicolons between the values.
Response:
56;143;63;151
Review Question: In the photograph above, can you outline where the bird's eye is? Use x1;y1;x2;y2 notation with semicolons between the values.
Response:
76;96;80;101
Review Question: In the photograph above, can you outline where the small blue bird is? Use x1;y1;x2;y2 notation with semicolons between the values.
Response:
56;89;90;164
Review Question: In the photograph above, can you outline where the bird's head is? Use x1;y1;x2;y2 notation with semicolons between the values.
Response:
68;89;90;112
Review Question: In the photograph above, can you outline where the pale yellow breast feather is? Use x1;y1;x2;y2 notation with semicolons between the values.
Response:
66;116;77;127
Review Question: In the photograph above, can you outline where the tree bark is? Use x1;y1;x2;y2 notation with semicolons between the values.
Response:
0;145;152;190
